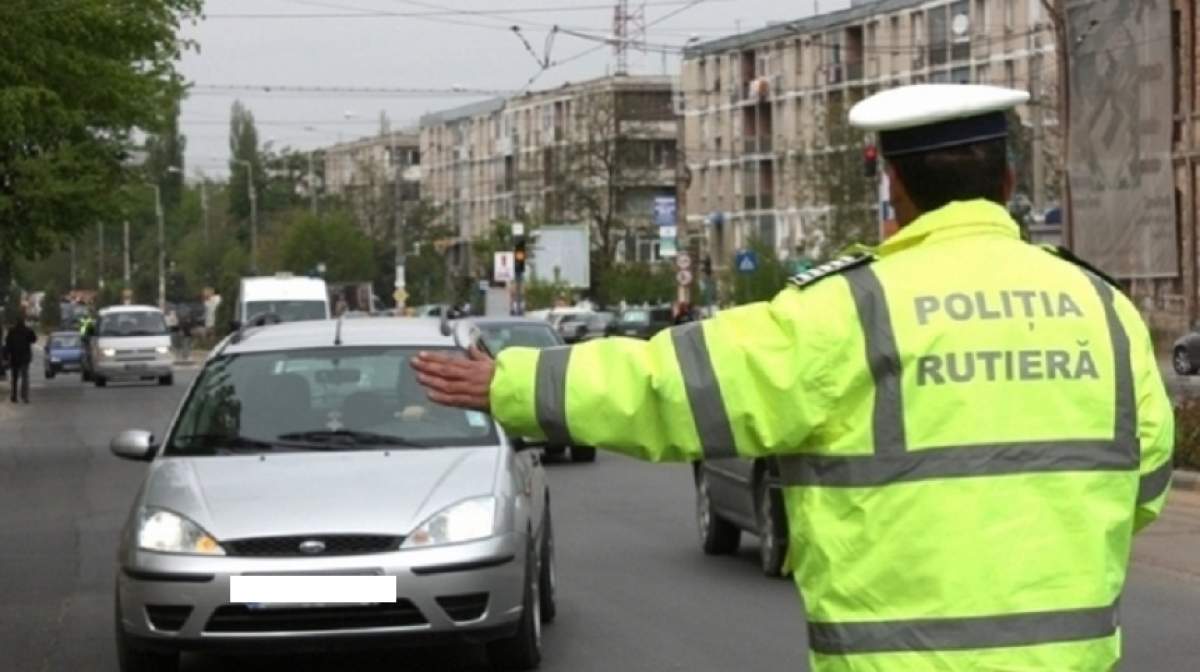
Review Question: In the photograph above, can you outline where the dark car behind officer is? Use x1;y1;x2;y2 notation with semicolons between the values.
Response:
413;84;1174;671
5;312;37;404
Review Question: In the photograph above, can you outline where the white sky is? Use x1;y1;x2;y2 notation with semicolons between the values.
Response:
179;0;852;177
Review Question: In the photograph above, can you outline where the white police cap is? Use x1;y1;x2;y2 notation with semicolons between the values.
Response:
849;84;1030;157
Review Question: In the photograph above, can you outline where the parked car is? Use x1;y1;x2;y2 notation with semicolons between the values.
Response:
1173;325;1200;374
43;330;84;379
110;318;555;671
555;312;615;343
693;457;790;578
607;306;674;340
473;317;596;463
82;305;174;387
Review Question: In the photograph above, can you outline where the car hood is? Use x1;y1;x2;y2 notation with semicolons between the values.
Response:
141;447;501;540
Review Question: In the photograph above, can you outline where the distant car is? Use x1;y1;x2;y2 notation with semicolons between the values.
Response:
82;305;174;387
473;318;596;463
111;318;554;672
1174;327;1200;374
693;458;789;578
607;306;673;340
44;331;84;379
577;312;616;342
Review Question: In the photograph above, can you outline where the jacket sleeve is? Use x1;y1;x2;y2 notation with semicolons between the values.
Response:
1116;298;1174;533
488;290;834;463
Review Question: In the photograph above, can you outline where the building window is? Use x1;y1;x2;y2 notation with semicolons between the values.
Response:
910;11;926;68
889;16;900;73
794;38;804;78
1004;59;1016;88
973;0;988;34
976;63;991;84
928;5;948;66
1004;0;1015;31
699;58;708;91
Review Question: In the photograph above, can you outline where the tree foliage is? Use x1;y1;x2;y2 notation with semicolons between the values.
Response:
0;0;201;275
227;100;263;223
278;211;375;282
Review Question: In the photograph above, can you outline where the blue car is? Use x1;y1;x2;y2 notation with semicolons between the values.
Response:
44;331;83;379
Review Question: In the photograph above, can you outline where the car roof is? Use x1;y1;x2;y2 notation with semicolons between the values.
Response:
470;318;556;328
99;305;161;315
220;317;458;355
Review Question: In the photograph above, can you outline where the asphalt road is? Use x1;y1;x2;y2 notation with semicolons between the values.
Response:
2;358;1200;671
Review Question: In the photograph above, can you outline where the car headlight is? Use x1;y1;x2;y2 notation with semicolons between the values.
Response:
155;346;170;355
137;508;225;555
101;348;117;358
401;496;496;549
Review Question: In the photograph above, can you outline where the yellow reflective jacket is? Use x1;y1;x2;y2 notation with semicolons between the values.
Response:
490;200;1174;671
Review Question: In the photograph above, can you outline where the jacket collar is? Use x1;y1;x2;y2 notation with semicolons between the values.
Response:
875;199;1020;258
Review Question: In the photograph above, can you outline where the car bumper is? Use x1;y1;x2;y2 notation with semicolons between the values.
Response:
94;357;173;379
47;360;81;371
116;532;526;651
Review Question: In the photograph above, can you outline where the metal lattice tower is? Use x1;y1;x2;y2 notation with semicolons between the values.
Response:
612;0;646;76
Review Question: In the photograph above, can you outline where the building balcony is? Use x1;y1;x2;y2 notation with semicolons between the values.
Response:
742;136;774;155
743;193;775;211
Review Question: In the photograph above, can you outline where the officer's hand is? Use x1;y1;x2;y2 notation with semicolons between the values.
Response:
411;347;494;412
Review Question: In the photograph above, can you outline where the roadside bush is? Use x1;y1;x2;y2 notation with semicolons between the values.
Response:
1173;398;1200;470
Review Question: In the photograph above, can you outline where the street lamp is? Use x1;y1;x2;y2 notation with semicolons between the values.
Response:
233;158;258;272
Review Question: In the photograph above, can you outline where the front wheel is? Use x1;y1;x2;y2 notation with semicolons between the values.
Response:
158;374;173;386
755;478;789;578
94;376;107;388
115;599;179;672
538;507;557;624
45;367;56;380
486;540;542;670
695;469;740;555
1174;347;1196;375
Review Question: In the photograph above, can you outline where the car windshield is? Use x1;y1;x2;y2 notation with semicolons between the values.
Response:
245;300;327;323
620;310;650;324
478;324;560;352
50;334;81;349
98;311;168;337
167;347;497;455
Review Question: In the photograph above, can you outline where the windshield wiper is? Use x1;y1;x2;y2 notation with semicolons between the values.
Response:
277;430;432;448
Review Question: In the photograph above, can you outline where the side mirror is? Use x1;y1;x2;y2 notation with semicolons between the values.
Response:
229;320;242;332
110;429;158;461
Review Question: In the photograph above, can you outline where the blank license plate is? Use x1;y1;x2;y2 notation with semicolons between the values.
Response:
230;575;396;606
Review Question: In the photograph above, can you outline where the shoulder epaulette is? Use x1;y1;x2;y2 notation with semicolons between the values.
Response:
788;253;876;290
1040;245;1123;291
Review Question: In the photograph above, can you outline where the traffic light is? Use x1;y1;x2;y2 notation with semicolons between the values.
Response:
863;144;878;178
514;237;526;277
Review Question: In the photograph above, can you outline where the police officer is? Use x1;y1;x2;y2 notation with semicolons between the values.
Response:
412;85;1174;671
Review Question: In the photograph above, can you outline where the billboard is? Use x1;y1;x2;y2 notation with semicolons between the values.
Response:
1067;0;1176;278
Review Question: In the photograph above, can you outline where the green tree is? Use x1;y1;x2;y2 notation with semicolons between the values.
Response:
0;0;201;282
227;101;263;225
279;211;375;282
730;238;789;305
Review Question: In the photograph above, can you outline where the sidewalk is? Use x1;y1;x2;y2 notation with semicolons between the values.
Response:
1133;487;1200;581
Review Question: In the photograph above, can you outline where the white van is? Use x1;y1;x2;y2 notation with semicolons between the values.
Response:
236;274;330;326
84;305;174;387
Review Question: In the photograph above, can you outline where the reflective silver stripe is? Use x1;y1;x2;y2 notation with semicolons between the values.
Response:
535;347;572;446
1085;274;1138;448
808;602;1119;655
1138;460;1173;504
778;439;1137;487
844;266;906;454
672;322;738;459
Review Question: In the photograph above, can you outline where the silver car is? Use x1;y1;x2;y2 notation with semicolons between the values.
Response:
111;318;555;671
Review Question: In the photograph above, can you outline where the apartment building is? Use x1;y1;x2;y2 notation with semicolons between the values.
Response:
419;75;678;262
679;0;1058;268
321;131;421;238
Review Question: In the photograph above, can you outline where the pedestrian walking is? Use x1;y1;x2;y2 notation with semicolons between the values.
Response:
5;311;37;404
413;85;1174;671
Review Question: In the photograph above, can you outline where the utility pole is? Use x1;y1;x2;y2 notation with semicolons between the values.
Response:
1040;0;1072;247
69;241;77;289
154;185;165;310
235;159;258;272
308;150;318;217
392;137;406;311
123;220;131;286
200;178;210;243
97;222;105;291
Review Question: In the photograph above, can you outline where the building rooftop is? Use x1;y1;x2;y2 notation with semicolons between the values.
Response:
419;97;507;128
682;0;924;57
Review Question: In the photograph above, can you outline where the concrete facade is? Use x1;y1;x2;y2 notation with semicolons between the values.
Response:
679;0;1058;269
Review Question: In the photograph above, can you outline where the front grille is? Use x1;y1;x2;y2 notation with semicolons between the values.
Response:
436;593;489;622
205;600;426;633
223;535;403;557
145;605;193;632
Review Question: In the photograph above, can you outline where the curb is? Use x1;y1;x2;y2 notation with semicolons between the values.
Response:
1173;469;1200;492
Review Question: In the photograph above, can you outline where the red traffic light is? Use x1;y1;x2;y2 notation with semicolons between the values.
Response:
864;144;878;162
